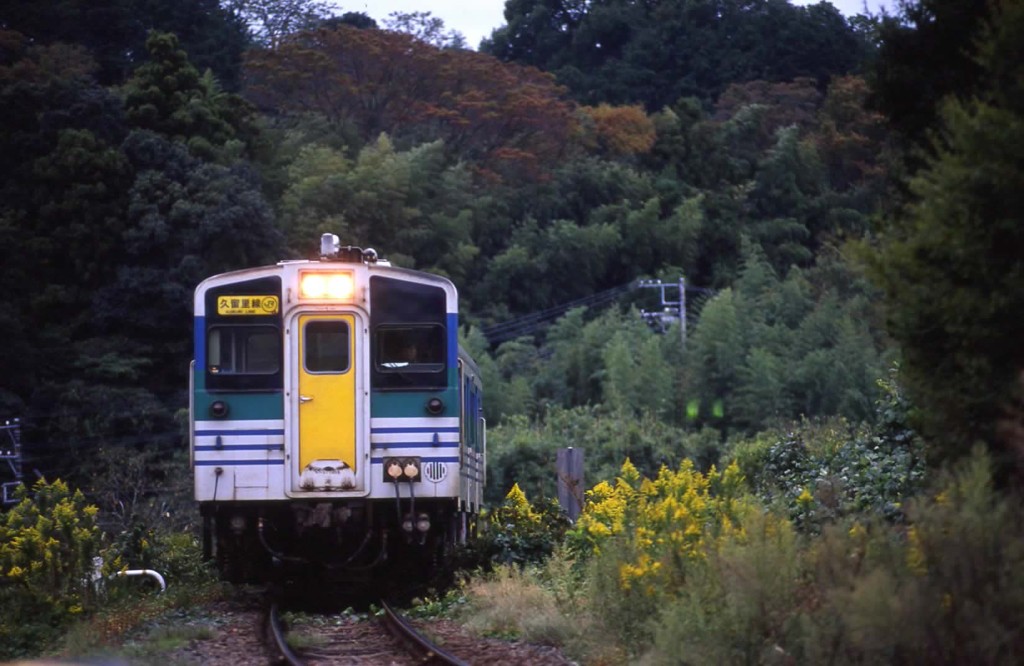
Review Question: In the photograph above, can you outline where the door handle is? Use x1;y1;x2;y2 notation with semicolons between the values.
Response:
299;395;314;403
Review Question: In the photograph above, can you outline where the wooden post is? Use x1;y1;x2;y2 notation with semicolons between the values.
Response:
556;447;584;522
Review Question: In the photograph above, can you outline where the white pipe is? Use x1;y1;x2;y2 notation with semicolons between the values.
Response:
115;569;167;592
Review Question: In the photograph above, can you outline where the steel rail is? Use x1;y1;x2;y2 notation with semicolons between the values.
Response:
267;601;305;666
379;599;470;666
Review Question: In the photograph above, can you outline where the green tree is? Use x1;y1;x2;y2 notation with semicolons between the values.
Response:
2;0;247;86
867;1;1024;470
382;11;467;49
602;330;639;415
871;0;992;148
123;31;257;161
685;288;743;425
635;333;677;419
226;0;334;47
93;130;280;349
485;0;866;108
0;36;132;407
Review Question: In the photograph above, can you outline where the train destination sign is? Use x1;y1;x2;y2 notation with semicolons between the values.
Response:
217;295;279;316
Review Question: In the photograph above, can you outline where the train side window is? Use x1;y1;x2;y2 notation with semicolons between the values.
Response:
305;320;350;373
208;326;279;375
376;325;444;373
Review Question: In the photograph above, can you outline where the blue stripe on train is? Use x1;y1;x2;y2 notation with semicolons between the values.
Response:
371;427;460;434
195;460;285;466
372;456;459;464
448;312;458;384
195;444;283;451
195;316;206;371
370;442;458;449
195;429;285;437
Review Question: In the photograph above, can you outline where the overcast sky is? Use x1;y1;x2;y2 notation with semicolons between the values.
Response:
338;1;895;50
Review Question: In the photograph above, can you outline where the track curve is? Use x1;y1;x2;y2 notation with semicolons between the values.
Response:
379;599;470;666
266;598;470;665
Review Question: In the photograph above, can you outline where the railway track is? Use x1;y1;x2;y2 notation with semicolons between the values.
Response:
266;599;469;665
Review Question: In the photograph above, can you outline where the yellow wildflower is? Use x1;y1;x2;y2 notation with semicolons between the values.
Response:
907;526;927;576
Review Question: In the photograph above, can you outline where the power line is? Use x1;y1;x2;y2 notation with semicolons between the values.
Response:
480;279;717;345
481;282;636;344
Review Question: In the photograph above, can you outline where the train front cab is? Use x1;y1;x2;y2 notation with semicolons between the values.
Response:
191;257;483;581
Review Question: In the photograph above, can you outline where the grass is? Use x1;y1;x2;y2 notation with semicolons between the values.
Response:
461;565;568;644
57;580;231;663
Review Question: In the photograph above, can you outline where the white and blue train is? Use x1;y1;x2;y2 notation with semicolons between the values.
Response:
190;235;485;582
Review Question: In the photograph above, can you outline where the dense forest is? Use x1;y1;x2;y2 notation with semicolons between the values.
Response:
2;0;1019;493
1;0;1023;660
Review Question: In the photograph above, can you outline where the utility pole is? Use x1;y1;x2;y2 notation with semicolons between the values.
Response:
679;276;686;349
556;447;584;522
1;418;23;505
637;278;687;347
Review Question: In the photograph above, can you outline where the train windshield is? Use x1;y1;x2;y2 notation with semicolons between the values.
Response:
376;325;445;373
208;325;279;375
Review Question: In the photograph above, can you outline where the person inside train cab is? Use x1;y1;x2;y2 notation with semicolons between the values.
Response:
382;333;417;368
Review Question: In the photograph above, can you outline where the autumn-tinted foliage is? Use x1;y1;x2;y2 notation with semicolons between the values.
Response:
244;24;576;180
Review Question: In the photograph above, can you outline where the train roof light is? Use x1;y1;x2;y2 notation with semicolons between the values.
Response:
319;234;383;264
320;233;340;258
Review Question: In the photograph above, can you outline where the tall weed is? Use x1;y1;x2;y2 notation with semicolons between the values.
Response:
649;448;1024;665
461;563;574;646
650;506;800;665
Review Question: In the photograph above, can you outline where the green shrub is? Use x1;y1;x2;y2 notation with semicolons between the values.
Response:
730;415;925;532
0;479;104;659
894;449;1024;662
648;448;1024;664
567;459;751;654
457;484;571;571
105;523;212;589
484;406;698;505
651;506;801;665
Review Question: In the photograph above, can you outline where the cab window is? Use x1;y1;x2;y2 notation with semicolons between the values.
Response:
376;325;444;373
208;326;279;375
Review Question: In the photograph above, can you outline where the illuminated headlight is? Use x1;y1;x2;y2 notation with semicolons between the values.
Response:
300;271;354;299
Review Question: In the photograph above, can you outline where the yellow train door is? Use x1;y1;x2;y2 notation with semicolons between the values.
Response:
294;313;358;492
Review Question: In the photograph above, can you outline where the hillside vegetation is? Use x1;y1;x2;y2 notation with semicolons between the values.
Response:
0;0;1022;662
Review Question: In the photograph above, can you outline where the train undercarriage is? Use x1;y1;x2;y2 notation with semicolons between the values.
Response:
201;498;473;590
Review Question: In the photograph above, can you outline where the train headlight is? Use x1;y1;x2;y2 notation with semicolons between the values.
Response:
383;457;421;483
300;271;354;300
